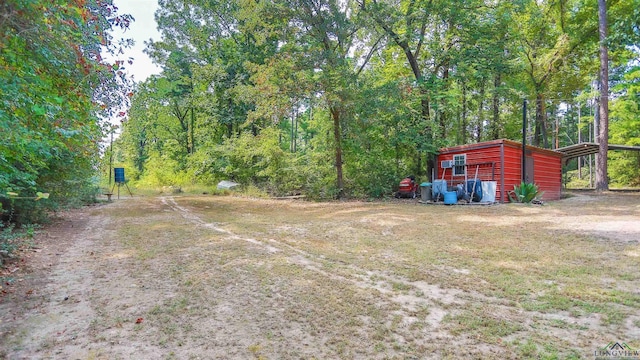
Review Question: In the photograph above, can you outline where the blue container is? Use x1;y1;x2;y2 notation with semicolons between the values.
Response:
466;179;483;202
455;184;465;199
114;168;126;183
444;191;457;205
432;180;447;200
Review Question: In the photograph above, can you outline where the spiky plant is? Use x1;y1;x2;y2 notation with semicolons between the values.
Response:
508;182;544;203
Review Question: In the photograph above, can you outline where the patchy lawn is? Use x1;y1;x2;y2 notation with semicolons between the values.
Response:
1;192;639;359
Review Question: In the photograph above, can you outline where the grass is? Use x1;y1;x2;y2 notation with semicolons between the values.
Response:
81;191;640;358
444;305;524;343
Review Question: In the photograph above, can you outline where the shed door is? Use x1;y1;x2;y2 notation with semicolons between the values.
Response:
524;156;534;183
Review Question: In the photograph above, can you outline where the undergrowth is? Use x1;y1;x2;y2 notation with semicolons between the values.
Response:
0;222;39;267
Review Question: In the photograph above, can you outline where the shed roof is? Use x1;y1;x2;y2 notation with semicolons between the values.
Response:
555;142;640;161
439;139;563;158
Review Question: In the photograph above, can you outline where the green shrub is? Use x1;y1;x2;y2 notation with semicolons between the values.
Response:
183;129;317;197
508;182;544;203
0;222;39;267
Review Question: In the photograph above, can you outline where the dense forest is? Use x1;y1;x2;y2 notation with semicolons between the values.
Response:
2;0;640;221
1;0;133;224
112;0;640;198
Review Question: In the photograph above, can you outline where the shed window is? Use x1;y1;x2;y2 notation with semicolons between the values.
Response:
453;154;466;176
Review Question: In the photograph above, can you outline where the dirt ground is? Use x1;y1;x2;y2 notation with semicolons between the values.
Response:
0;192;639;359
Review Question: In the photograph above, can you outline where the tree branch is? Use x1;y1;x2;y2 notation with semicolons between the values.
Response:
356;35;384;77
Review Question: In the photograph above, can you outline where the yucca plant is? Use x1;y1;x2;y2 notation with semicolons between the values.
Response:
508;182;544;203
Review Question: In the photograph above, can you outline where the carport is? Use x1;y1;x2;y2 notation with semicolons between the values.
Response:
556;142;640;188
555;142;640;162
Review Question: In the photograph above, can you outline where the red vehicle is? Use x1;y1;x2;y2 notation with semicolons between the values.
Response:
395;175;419;198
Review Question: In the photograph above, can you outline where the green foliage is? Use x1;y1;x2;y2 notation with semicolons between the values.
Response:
609;66;640;186
136;151;191;188
0;220;39;267
189;128;310;195
564;168;594;189
114;0;640;198
509;182;544;203
1;0;134;223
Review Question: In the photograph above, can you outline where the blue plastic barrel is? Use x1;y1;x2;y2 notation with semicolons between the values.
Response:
466;179;483;202
444;191;457;205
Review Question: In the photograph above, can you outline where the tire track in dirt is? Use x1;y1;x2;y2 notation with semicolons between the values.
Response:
2;212;100;358
161;196;280;254
158;196;536;357
160;196;632;352
160;196;474;330
3;204;169;359
3;196;634;358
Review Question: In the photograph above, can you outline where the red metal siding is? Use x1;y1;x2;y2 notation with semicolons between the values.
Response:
503;141;563;201
437;139;563;202
531;152;563;200
502;144;523;201
437;148;501;179
436;145;505;200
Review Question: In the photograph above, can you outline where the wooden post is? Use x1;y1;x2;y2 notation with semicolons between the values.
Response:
109;130;113;189
522;99;527;183
578;104;582;179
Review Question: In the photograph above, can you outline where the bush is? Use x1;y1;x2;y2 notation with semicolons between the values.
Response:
0;222;39;267
184;129;315;196
508;182;544;203
564;168;594;189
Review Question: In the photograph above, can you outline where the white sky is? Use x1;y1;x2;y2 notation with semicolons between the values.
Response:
112;0;162;82
102;0;162;134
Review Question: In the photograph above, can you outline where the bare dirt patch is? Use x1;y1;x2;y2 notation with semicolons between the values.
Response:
1;192;639;359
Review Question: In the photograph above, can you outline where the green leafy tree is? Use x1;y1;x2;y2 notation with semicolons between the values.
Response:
243;0;378;197
1;0;134;223
115;0;640;196
609;66;640;186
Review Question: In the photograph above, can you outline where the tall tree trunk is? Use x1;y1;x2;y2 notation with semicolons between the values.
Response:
461;85;467;144
330;105;344;198
476;79;485;142
439;64;449;139
491;73;501;139
395;124;400;175
420;91;433;180
534;93;549;148
171;100;190;154
294;108;298;152
291;109;295;153
190;107;195;154
554;110;560;149
596;0;609;190
438;104;446;140
578;104;582;179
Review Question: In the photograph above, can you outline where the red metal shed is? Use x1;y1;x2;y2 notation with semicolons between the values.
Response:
436;139;563;202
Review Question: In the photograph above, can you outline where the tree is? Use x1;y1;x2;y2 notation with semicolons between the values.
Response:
115;0;640;197
243;0;378;197
149;0;273;141
511;0;583;148
358;0;439;179
1;0;133;222
595;0;609;191
609;65;640;185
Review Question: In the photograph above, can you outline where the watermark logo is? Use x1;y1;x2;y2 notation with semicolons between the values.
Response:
595;342;640;360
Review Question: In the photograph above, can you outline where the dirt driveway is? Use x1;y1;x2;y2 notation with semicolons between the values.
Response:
1;192;639;359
